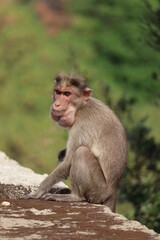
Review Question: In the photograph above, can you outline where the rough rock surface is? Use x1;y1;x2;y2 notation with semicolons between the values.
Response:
0;151;69;199
0;151;160;240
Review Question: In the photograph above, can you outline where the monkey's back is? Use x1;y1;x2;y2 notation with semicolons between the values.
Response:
69;97;127;186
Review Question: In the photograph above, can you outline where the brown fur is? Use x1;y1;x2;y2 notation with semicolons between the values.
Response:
25;72;127;212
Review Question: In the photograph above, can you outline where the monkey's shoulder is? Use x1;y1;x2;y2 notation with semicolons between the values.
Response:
77;97;111;116
84;97;121;125
72;96;124;136
87;97;114;113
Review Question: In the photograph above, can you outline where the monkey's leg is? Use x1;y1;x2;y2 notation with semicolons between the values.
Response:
70;146;117;212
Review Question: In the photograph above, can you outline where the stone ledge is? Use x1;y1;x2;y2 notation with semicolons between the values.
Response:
1;199;160;240
0;151;69;199
0;151;159;240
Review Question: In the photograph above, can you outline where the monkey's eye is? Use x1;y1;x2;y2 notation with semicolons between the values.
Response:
64;92;71;97
55;90;61;95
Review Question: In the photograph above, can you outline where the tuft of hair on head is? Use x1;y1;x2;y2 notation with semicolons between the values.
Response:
55;71;88;91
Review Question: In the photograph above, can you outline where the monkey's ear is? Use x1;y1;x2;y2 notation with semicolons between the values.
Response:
83;87;92;101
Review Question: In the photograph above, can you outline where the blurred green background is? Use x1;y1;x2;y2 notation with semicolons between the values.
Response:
0;0;160;232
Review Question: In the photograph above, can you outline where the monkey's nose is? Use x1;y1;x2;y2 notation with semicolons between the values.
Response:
53;102;60;110
55;103;60;107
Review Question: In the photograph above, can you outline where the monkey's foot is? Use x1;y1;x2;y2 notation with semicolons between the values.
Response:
23;193;37;199
41;193;83;202
23;190;46;200
41;193;57;201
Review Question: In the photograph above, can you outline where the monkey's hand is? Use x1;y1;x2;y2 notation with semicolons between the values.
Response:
24;175;56;200
23;192;37;199
24;160;71;200
24;189;46;199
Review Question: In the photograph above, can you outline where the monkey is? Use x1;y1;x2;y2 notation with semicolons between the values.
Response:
25;72;127;212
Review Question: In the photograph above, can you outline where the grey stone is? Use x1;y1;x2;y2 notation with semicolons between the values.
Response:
0;151;160;240
0;151;69;199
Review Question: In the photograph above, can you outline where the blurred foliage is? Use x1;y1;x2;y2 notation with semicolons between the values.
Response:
126;119;160;232
0;0;160;233
69;0;160;104
0;1;69;172
142;0;160;50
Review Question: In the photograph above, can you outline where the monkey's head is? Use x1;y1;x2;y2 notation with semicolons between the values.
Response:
50;72;91;128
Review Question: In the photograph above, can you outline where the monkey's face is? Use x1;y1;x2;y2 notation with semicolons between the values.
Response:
50;75;91;128
50;87;78;128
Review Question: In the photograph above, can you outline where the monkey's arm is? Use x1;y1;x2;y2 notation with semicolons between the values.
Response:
25;159;71;199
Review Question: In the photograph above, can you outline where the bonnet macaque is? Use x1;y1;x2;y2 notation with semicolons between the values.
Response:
26;72;127;212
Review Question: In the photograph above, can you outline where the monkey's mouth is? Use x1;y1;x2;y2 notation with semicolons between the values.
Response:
50;107;65;117
53;111;65;117
50;109;73;127
50;108;65;122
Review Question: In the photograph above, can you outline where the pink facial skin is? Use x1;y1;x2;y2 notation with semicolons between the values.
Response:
50;88;76;128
